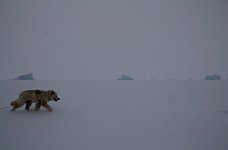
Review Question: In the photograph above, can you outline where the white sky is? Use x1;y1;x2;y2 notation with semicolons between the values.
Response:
0;0;228;80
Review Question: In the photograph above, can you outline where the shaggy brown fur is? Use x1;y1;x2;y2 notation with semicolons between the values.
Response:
10;90;60;111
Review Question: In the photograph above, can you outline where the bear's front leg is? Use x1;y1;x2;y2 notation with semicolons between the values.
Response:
42;102;53;112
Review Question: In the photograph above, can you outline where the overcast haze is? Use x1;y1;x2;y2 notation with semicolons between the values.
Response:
0;0;228;80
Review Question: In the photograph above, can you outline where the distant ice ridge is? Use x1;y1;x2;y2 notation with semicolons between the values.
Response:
14;73;35;80
204;74;221;80
117;74;133;80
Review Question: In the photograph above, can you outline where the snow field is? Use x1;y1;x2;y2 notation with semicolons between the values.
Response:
0;80;228;150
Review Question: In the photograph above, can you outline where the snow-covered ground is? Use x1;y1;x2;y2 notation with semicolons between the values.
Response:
0;80;228;150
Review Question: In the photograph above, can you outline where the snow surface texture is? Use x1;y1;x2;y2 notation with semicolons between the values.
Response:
0;80;228;150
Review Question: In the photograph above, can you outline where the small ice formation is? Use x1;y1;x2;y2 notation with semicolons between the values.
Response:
14;73;35;80
204;74;221;80
117;74;133;80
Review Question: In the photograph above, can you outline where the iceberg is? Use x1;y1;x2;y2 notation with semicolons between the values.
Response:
14;73;35;80
117;74;133;80
204;74;221;80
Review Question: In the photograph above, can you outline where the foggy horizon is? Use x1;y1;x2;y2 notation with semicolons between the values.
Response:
1;0;228;80
2;72;227;81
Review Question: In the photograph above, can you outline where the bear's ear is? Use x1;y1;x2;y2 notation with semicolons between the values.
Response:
51;90;54;94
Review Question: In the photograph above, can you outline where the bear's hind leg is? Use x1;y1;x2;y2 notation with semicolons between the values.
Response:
34;102;41;111
11;103;19;111
11;99;25;111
